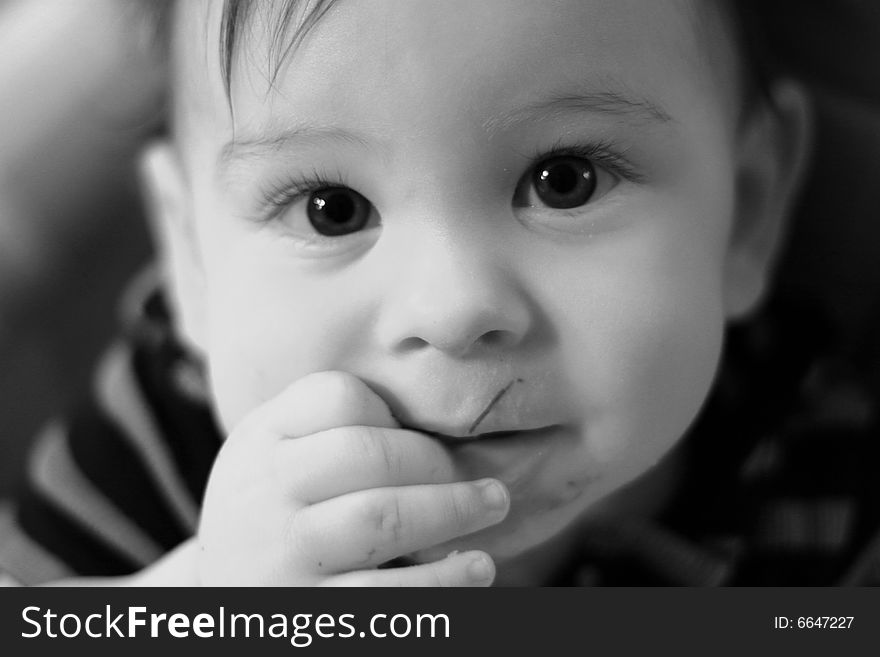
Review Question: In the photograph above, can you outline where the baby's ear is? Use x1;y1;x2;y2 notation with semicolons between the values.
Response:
139;141;208;354
724;80;813;320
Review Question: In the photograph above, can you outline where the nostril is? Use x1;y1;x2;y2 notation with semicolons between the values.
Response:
480;329;510;347
396;336;430;353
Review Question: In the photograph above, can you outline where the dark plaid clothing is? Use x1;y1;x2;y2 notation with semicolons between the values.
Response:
1;276;879;585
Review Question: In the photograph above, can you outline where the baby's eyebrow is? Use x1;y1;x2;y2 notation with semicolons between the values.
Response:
217;83;672;171
218;124;370;168
481;85;674;138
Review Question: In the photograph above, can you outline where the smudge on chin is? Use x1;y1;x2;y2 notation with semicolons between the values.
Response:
511;470;602;516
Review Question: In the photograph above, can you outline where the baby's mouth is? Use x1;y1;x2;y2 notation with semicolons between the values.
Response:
396;378;528;443
412;427;554;447
383;373;568;448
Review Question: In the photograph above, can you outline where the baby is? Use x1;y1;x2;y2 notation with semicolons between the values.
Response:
3;0;829;586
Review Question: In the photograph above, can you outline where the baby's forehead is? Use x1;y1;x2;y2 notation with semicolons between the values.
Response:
170;0;739;152
223;1;725;81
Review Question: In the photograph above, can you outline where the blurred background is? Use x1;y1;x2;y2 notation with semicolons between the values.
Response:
0;0;160;496
1;0;880;500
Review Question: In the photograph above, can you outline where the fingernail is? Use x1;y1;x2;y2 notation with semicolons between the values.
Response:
478;479;508;510
467;554;493;583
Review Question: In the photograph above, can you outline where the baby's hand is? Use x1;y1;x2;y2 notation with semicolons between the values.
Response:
196;371;509;586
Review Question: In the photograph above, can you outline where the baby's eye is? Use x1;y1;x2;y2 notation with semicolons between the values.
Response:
514;154;617;211
306;186;373;236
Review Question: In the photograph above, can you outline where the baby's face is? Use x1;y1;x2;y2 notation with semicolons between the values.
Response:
167;0;756;566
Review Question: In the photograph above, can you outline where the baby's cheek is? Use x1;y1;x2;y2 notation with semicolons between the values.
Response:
627;295;723;452
205;345;272;436
203;319;306;434
561;279;723;480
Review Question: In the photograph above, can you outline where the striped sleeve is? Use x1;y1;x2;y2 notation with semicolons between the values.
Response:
0;336;216;584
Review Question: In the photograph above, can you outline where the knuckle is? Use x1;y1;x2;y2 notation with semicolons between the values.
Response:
355;427;399;479
310;370;362;406
365;494;405;547
446;485;477;530
330;426;397;478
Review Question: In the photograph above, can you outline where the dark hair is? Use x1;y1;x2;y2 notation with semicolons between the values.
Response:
136;0;338;92
217;0;339;95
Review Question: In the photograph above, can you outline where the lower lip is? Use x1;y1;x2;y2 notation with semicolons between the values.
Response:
447;425;564;494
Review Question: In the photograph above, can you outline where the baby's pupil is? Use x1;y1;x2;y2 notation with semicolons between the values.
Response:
544;163;578;194
534;157;596;209
320;191;354;224
308;187;370;236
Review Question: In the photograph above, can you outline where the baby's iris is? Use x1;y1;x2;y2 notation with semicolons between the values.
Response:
532;156;597;209
307;187;372;236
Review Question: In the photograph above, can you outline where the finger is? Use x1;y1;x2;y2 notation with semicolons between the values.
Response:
291;478;509;572
320;550;495;587
234;371;398;444
275;426;457;503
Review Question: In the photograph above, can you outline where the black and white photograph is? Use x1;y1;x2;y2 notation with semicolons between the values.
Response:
1;0;880;649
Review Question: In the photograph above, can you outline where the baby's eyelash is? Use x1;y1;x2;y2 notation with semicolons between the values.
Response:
531;139;646;184
256;168;350;220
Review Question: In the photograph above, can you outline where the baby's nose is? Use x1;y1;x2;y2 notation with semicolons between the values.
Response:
375;236;532;359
